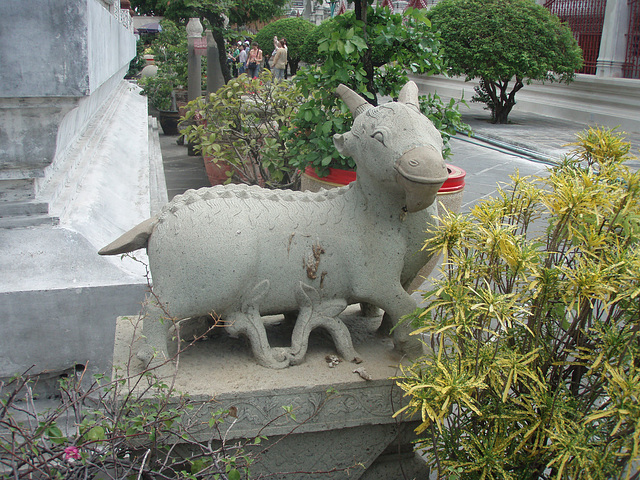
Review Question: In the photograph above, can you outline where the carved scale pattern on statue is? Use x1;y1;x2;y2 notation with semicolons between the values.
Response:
99;81;449;370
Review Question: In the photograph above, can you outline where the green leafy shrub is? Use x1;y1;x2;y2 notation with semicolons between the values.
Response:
139;71;179;111
149;19;189;87
396;127;640;479
182;71;304;189
285;5;460;177
299;11;393;68
420;93;471;161
0;315;257;479
254;17;316;75
428;0;583;124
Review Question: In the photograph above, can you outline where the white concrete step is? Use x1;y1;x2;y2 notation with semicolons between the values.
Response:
0;200;49;217
0;213;59;229
0;178;36;203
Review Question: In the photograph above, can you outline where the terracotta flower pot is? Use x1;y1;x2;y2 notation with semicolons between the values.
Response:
300;166;356;192
203;155;232;186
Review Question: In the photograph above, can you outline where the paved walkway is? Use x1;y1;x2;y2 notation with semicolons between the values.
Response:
159;133;210;201
458;101;640;170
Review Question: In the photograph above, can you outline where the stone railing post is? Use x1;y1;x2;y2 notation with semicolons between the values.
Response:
206;30;225;94
186;18;203;101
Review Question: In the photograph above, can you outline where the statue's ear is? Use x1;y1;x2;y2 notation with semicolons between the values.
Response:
333;132;352;156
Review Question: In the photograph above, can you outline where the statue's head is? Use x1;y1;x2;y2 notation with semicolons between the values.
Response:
333;82;448;212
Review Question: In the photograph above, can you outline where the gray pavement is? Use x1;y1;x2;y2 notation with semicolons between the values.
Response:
458;101;640;170
447;135;549;212
159;132;210;201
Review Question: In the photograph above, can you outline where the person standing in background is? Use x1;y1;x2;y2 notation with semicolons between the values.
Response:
237;45;247;76
279;38;289;78
271;40;287;81
246;43;263;79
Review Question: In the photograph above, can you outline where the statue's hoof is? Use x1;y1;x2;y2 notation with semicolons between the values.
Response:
393;338;423;359
287;352;305;366
136;344;155;365
268;347;294;369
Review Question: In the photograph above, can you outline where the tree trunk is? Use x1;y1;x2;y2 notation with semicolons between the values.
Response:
354;0;376;105
196;12;231;84
211;27;232;83
487;77;524;124
492;103;514;124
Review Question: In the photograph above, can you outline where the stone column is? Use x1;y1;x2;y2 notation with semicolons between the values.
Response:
596;0;631;78
186;18;203;101
206;29;225;95
303;0;312;19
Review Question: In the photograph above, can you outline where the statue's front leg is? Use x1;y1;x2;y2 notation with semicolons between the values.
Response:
374;287;423;358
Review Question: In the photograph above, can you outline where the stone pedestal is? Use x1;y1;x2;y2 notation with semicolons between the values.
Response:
113;309;430;479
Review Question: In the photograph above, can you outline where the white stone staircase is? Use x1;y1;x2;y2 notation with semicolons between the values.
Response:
0;169;59;228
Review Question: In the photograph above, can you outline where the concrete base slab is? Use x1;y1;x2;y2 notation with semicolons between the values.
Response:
113;310;429;479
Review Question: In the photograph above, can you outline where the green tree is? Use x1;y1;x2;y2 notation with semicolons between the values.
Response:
285;3;452;176
138;20;189;111
429;0;583;124
255;17;316;76
396;128;640;479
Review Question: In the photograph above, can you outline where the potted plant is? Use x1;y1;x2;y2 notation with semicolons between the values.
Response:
181;70;303;189
285;4;469;190
139;72;183;135
138;20;189;135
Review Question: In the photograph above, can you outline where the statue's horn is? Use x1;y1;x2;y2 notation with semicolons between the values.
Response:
398;81;420;109
336;84;373;118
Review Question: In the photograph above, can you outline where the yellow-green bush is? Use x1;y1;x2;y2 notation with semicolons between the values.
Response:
396;127;640;479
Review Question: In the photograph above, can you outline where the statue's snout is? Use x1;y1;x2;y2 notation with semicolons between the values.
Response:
395;145;448;212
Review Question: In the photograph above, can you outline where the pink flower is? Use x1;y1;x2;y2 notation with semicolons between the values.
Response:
64;445;81;462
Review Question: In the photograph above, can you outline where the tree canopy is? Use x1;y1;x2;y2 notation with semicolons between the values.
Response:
429;0;583;123
131;0;286;26
254;17;316;75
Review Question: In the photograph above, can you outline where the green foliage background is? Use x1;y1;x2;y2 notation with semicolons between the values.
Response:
254;17;316;75
284;6;451;176
137;20;189;111
182;72;303;189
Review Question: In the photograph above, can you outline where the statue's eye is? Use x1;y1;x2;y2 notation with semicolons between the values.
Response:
372;131;385;145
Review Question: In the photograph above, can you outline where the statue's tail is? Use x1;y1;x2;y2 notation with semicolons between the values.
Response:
98;216;158;256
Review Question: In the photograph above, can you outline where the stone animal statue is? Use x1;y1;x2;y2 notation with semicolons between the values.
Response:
99;81;448;369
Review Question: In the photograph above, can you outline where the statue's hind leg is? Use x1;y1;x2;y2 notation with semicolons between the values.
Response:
136;298;174;371
225;308;290;369
289;283;361;365
224;279;290;369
